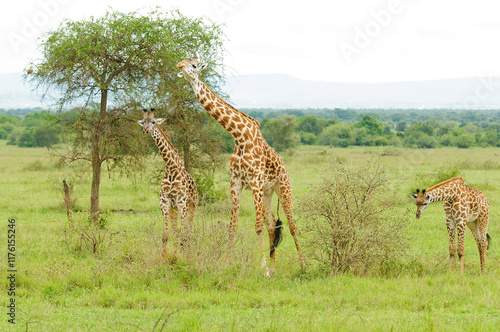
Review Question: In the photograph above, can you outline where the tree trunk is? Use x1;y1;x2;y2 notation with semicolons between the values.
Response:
90;88;107;225
183;138;191;173
90;138;101;225
63;180;72;221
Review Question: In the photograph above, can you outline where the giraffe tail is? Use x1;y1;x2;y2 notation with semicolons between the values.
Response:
487;233;491;250
270;198;284;257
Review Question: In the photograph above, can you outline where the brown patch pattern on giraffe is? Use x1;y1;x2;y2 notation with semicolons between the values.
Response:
177;58;305;274
411;177;490;273
138;109;198;248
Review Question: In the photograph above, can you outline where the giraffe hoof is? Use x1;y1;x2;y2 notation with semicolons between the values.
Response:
255;225;265;235
264;267;275;278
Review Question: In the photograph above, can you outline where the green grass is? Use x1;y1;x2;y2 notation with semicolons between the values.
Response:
1;141;500;331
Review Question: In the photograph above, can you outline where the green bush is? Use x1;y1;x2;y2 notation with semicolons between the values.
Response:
194;172;227;204
318;123;354;147
455;133;475;148
298;158;409;275
299;131;317;145
374;136;389;146
404;132;438;148
261;116;298;152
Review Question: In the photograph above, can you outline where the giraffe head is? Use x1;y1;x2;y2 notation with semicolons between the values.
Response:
410;189;431;219
176;57;208;82
137;108;165;134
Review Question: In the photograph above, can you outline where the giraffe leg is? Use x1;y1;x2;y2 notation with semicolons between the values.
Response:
263;187;277;269
159;195;172;245
187;179;198;227
456;218;467;274
188;193;198;225
469;217;488;273
229;176;242;242
169;207;179;243
177;201;190;248
186;199;197;245
443;203;456;272
251;184;269;274
278;172;305;269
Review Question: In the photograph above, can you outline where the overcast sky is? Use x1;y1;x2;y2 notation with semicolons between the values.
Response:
1;0;499;83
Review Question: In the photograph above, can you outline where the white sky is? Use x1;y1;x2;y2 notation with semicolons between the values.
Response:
1;0;499;83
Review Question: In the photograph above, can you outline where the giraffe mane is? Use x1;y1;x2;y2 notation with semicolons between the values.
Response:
203;83;260;128
154;123;180;155
425;177;464;192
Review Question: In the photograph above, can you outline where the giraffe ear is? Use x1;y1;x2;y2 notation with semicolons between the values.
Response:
177;72;184;78
410;194;417;201
155;118;165;125
137;120;144;127
198;63;208;71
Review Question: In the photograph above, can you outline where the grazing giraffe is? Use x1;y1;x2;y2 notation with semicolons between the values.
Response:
410;177;491;273
177;58;305;274
137;109;198;247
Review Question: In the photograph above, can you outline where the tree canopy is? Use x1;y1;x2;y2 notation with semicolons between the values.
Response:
25;8;227;222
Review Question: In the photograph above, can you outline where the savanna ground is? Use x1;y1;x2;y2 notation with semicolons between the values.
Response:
1;140;500;331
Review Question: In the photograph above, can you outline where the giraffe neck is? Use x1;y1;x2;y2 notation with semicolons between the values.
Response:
426;177;464;202
150;125;184;172
189;79;260;142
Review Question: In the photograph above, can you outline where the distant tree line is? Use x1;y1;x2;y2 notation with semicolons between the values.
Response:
250;108;500;151
0;110;61;148
2;107;500;150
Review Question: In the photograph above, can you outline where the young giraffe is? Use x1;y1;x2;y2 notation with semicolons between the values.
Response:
177;58;305;274
410;177;491;273
137;109;198;247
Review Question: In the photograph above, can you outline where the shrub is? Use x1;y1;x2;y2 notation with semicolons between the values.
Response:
298;158;409;275
318;123;354;147
299;131;317;145
455;133;475;148
261;115;298;152
194;172;227;204
63;213;118;255
374;136;389;146
164;202;261;287
435;164;462;184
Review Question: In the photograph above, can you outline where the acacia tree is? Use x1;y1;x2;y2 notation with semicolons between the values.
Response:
261;115;298;152
25;8;226;223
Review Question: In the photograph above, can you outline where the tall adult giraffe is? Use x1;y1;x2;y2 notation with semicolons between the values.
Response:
411;177;491;273
137;109;198;248
177;58;305;274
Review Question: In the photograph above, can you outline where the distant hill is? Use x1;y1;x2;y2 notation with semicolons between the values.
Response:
2;72;500;109
225;74;500;109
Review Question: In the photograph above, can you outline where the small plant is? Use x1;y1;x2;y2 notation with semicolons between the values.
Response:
194;172;227;204
435;164;462;184
298;158;409;275
167;202;260;287
23;160;45;171
63;213;118;255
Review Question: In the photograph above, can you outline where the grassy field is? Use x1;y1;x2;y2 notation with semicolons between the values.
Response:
1;140;500;331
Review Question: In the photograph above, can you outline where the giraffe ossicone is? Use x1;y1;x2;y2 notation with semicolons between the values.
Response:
411;177;490;273
137;108;198;250
177;58;305;273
